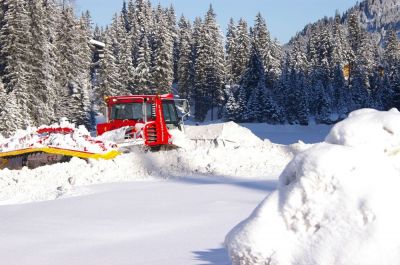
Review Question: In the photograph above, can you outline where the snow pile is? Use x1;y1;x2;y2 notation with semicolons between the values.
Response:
0;119;117;154
0;122;293;204
185;121;264;147
174;122;291;177
97;126;131;143
225;109;400;265
326;108;400;155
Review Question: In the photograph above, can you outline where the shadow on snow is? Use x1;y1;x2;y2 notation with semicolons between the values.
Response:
193;247;231;265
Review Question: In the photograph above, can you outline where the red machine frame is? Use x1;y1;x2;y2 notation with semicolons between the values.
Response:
96;94;176;147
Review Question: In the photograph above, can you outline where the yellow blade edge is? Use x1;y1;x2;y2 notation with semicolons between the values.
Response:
0;148;121;160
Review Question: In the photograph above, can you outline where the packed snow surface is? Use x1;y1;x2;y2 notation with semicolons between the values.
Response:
0;121;293;204
0;121;302;265
226;108;400;265
241;123;332;145
0;177;273;265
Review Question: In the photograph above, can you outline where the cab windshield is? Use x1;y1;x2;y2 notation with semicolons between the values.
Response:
162;100;179;124
110;103;152;120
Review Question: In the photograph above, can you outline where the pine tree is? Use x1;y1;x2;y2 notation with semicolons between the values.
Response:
98;29;122;98
177;16;192;99
306;24;335;117
165;5;179;84
193;5;226;121
350;74;370;111
126;0;136;34
224;86;240;121
27;0;59;125
347;11;363;55
332;64;350;118
331;12;352;67
0;81;23;136
235;85;248;122
314;80;332;124
347;10;376;106
150;5;174;93
56;7;92;127
225;18;237;85
134;33;152;93
281;64;309;125
245;78;282;123
121;0;131;32
118;26;135;93
93;25;103;41
131;0;153;66
295;72;310;125
239;47;282;123
317;26;333;87
384;30;400;109
252;13;282;87
0;0;32;128
239;47;265;101
230;18;250;84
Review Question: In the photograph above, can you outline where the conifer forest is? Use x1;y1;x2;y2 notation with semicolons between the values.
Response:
0;0;399;136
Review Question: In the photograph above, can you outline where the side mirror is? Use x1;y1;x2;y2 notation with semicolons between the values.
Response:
175;99;190;117
182;100;190;115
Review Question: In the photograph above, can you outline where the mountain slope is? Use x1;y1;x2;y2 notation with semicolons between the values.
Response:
289;0;399;46
346;0;400;43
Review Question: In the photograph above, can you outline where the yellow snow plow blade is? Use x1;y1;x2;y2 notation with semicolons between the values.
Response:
0;147;121;160
0;157;7;168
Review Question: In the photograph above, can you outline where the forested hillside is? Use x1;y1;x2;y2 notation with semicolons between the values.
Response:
0;0;92;135
0;0;399;136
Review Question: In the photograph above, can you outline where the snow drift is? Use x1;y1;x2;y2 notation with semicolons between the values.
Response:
0;122;293;204
225;108;400;265
0;119;117;154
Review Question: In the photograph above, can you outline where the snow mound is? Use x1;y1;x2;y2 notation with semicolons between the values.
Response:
185;122;263;147
226;109;400;265
326;108;400;154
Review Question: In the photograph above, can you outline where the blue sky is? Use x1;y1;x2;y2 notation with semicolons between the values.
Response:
75;0;359;44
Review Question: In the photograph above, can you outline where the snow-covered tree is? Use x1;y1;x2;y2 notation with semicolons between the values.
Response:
177;16;193;99
0;0;32;128
98;29;122;98
314;80;332;124
229;18;250;84
384;30;400;109
0;81;23;135
27;0;59;125
133;33;152;93
225;18;237;85
118;26;135;93
252;13;282;87
165;5;179;83
240;47;282;123
56;7;92;127
150;5;174;93
193;5;226;121
224;86;240;121
331;12;352;67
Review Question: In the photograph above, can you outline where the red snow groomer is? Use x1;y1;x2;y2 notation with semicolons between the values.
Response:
97;94;189;150
0;94;189;170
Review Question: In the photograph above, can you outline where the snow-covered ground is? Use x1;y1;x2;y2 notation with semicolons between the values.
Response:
0;120;340;265
241;123;332;145
0;177;274;265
